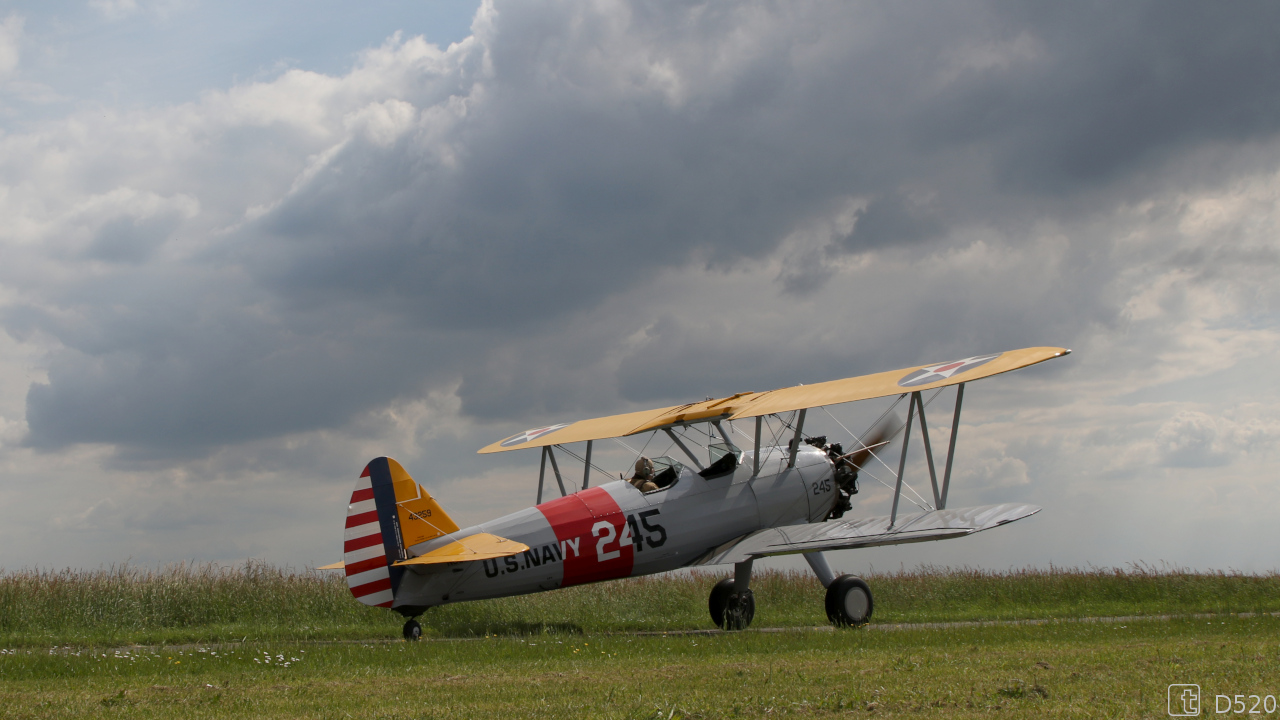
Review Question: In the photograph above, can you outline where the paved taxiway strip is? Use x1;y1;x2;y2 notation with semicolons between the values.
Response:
28;611;1280;655
628;611;1280;637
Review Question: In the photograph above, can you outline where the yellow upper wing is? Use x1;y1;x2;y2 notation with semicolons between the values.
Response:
478;346;1069;454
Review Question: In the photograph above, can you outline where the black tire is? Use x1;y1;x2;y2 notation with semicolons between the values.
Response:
403;618;422;641
825;575;873;627
708;578;736;628
709;577;755;630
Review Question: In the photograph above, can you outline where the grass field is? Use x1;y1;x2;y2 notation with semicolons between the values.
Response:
2;564;1279;718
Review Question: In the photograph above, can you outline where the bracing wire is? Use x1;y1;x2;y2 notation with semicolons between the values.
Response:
612;437;639;455
554;444;614;483
816;400;930;510
677;426;709;451
760;412;793;474
612;433;655;479
819;387;947;512
867;388;946;477
689;423;716;441
814;402;931;512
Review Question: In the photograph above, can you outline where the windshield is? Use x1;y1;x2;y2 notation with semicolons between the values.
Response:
643;455;682;491
708;442;741;465
651;455;683;477
700;442;742;478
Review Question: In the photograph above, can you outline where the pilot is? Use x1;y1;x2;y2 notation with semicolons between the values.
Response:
630;457;659;492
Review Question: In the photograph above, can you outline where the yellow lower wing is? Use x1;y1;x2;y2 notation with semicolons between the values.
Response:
392;532;529;566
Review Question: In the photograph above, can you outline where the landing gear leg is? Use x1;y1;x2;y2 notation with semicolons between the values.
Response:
804;551;836;588
708;560;756;630
402;618;422;641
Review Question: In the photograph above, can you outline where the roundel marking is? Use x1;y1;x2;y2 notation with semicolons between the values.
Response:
897;353;1002;388
499;422;572;448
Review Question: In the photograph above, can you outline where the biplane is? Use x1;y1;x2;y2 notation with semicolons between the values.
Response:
323;346;1069;640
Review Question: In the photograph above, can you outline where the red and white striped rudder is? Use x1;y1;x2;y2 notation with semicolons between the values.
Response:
342;465;396;607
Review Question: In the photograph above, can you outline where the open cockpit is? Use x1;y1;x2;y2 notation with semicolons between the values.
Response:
628;455;684;493
697;442;742;479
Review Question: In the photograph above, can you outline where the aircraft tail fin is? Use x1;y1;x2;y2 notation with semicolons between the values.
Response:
342;457;460;607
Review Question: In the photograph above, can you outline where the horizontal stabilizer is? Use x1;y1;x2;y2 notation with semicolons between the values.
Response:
393;532;530;566
694;503;1040;566
317;561;345;570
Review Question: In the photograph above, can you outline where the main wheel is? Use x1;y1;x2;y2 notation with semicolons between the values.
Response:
708;578;755;630
402;618;422;641
825;575;873;627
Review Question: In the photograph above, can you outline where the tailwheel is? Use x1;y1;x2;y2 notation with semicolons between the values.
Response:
402;618;423;641
708;577;755;630
825;575;873;627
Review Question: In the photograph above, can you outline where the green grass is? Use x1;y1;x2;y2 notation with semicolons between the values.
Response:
2;562;1278;646
4;564;1279;718
2;618;1278;718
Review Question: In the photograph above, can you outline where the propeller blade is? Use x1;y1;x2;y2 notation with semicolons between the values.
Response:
843;413;902;470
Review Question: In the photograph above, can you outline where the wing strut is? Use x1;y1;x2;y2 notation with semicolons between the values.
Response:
890;394;914;527
546;446;568;498
786;409;808;469
889;384;969;526
663;428;705;470
537;446;547;504
711;421;732;444
752;416;762;476
915;392;942;509
940;383;965;509
582;440;593;490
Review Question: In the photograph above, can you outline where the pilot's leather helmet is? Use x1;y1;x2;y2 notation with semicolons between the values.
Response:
634;457;654;479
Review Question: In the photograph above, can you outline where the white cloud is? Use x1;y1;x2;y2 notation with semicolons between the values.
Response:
1157;408;1280;468
1156;410;1229;467
0;14;22;77
344;99;418;148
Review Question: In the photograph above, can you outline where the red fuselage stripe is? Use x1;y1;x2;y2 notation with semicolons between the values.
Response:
536;487;634;587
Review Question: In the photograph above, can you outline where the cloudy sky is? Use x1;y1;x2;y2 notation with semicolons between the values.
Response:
1;0;1278;576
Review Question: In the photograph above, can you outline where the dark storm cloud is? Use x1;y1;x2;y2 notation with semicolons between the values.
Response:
19;277;479;457
842;193;943;251
978;2;1280;192
16;0;1280;457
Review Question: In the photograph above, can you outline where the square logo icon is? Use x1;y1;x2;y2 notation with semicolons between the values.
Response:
1168;684;1200;716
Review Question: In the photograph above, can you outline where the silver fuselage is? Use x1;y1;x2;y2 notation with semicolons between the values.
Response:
393;445;835;609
